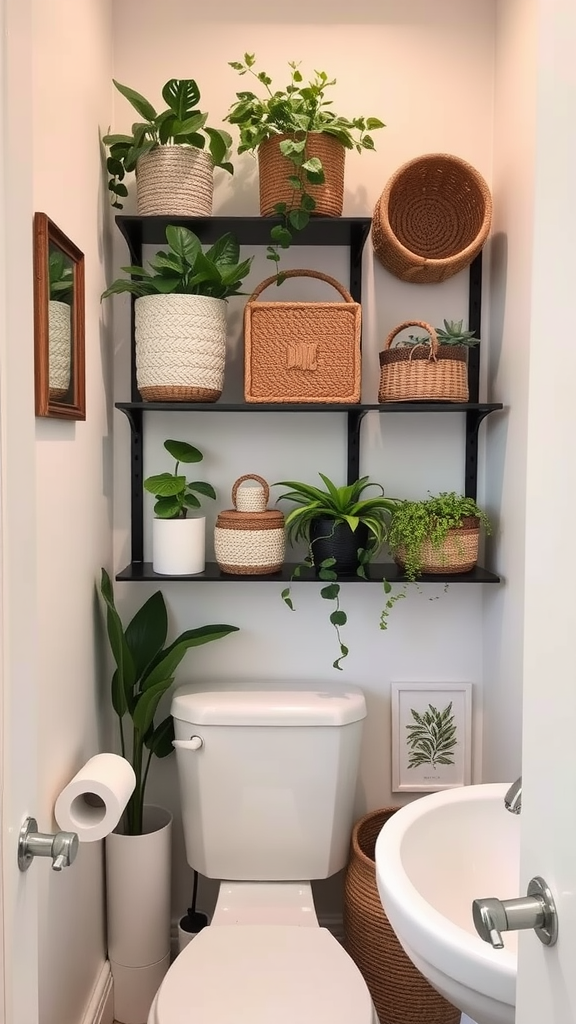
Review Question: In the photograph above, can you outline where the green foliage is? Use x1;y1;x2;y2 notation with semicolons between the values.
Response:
99;569;239;835
226;55;385;278
396;319;479;349
48;250;74;303
101;226;253;301
406;702;457;769
144;438;216;520
102;78;233;209
389;492;492;582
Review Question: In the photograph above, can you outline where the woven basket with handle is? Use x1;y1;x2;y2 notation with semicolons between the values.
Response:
244;269;361;403
214;475;285;575
378;320;468;403
257;132;345;218
344;808;461;1024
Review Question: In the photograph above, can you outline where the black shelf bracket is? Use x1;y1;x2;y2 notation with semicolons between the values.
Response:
465;408;493;499
346;409;369;483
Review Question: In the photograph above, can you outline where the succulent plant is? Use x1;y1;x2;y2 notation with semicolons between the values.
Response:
435;319;478;347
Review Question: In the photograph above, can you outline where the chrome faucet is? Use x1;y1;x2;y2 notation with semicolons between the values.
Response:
504;776;522;814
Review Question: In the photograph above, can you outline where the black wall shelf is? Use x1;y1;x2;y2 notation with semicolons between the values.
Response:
116;561;500;585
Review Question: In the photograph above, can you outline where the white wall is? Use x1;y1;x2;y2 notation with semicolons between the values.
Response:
110;0;501;920
31;1;114;1020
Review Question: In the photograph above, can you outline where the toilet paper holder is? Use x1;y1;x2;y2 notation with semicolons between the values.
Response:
18;816;79;872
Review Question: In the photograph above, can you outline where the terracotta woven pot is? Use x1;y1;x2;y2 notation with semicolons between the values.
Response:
378;320;468;403
258;132;345;217
344;808;461;1024
136;147;214;217
395;517;480;576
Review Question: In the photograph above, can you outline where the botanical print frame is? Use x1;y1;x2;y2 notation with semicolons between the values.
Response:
391;682;473;793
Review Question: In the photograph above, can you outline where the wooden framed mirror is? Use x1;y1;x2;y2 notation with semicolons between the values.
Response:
33;212;85;419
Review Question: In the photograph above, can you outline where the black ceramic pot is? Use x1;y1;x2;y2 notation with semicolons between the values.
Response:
309;517;369;576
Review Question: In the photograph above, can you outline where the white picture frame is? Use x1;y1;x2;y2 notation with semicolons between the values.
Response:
391;682;473;793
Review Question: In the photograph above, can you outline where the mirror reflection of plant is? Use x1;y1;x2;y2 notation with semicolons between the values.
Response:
101;226;253;301
389;492;492;582
144;439;216;520
226;54;384;281
103;78;233;209
49;250;74;304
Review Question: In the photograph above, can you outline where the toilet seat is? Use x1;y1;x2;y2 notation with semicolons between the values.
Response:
153;925;375;1024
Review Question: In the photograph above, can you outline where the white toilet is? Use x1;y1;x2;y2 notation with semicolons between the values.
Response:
148;681;376;1024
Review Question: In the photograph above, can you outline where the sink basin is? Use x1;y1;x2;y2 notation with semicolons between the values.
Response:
375;783;519;1024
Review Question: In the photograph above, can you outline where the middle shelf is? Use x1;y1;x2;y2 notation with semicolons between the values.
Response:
116;561;501;584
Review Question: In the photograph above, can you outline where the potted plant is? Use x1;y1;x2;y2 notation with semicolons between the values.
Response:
388;492;492;581
226;55;385;276
99;568;238;1022
274;473;399;669
48;249;74;399
101;225;253;402
378;318;480;404
144;437;216;575
103;77;233;216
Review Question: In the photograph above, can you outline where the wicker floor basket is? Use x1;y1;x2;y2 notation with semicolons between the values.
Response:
395;518;480;575
344;808;461;1024
258;132;345;217
372;153;492;283
244;269;361;403
379;320;468;403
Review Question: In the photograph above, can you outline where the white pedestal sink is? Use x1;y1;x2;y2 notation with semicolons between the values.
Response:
375;784;518;1024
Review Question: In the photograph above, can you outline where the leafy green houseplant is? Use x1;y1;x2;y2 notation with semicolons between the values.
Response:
226;55;384;276
275;474;399;669
397;319;479;349
389;492;492;582
49;249;74;303
103;77;233;214
101;225;253;403
144;438;216;519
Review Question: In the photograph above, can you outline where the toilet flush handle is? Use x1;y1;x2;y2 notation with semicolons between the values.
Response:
173;736;204;751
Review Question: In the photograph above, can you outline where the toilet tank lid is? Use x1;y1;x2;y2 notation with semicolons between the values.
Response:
171;682;367;727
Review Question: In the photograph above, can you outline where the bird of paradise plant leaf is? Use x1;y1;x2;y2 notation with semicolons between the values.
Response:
405;701;457;769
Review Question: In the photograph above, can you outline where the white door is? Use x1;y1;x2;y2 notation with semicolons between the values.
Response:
0;0;40;1019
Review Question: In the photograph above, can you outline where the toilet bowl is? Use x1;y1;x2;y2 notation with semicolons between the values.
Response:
150;682;375;1023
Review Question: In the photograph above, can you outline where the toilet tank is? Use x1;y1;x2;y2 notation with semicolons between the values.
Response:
171;682;366;881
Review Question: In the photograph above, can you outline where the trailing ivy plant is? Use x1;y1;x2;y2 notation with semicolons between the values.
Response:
103;78;234;209
226;55;385;280
144;439;216;520
388;492;492;582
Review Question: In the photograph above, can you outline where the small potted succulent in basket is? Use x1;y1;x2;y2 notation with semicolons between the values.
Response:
103;77;233;215
226;54;385;277
275;473;399;669
101;225;253;403
388;491;492;581
144;438;216;576
378;318;479;404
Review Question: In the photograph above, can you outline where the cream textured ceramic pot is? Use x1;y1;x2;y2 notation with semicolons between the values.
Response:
136;146;214;216
48;300;71;399
152;516;206;576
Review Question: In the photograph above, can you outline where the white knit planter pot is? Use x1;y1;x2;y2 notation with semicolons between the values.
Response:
152;516;206;576
48;300;71;399
106;805;172;1024
135;293;227;403
136;146;214;216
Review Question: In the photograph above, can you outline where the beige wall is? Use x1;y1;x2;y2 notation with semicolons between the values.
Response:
31;0;114;1020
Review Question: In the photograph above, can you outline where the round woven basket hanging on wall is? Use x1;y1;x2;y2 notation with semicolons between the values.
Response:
258;132;345;218
343;808;461;1024
372;153;492;283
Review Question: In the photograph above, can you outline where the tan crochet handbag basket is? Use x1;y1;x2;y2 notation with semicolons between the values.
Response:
378;320;469;403
372;153;492;283
214;475;285;575
244;269;361;403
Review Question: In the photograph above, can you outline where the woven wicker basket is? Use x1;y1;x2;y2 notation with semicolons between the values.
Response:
214;475;285;575
372;154;492;283
395;517;480;575
48;300;71;399
344;808;461;1024
379;320;468;403
244;269;361;404
136;146;214;216
258;132;345;217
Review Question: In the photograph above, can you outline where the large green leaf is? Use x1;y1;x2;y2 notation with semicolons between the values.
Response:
133;677;175;735
204;126;231;167
165;226;201;267
113;80;157;122
99;568;136;710
186;481;216;500
153;496;183;518
143;473;186;496
163;439;203;463
162;78;200;118
111;668;127;718
144;715;175;758
124;589;168;683
143;625;239;689
205;232;239;268
174;112;207;136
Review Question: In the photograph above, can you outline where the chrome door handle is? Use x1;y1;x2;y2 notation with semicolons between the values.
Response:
472;876;558;948
18;816;79;872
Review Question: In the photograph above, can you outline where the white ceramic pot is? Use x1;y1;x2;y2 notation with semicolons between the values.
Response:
135;293;227;403
152;516;205;576
136;146;214;216
106;805;172;1024
48;299;71;399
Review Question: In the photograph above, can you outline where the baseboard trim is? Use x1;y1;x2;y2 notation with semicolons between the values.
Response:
81;960;114;1024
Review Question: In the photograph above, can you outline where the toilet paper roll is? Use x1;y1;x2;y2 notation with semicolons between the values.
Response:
55;753;136;842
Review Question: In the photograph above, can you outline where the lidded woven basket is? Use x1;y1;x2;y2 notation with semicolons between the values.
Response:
214;475;285;576
244;269;361;404
372;153;492;283
378;320;469;403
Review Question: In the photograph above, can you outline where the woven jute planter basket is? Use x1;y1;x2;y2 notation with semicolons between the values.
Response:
258;132;345;217
395;517;480;576
214;475;285;575
344;808;460;1024
135;293;226;402
48;300;71;400
136;147;214;217
372;153;492;283
244;268;361;403
379;320;468;403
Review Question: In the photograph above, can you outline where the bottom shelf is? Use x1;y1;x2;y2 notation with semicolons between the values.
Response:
116;562;501;584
